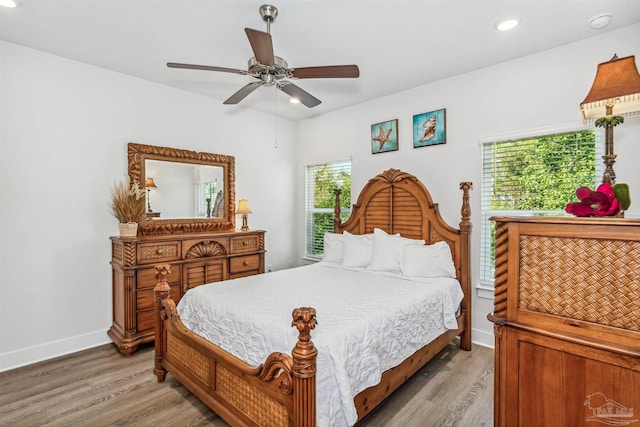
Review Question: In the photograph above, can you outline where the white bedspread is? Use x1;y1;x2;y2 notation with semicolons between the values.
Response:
177;261;463;427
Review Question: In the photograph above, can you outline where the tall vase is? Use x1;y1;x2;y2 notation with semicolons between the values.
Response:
119;222;138;237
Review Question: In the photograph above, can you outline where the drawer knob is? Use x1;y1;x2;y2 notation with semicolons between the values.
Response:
243;261;250;266
157;248;165;255
243;240;249;246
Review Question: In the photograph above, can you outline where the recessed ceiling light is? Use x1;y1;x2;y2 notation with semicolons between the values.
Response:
495;19;519;32
589;13;612;30
0;0;18;7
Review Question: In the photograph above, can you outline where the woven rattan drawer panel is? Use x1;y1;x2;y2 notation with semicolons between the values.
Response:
137;241;180;264
519;234;640;331
230;235;261;254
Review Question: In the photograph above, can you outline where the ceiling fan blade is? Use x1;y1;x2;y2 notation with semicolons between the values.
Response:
278;82;321;108
289;65;360;79
167;62;248;75
244;28;275;66
223;82;264;105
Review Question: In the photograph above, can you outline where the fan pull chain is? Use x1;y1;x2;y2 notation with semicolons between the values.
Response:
274;87;279;149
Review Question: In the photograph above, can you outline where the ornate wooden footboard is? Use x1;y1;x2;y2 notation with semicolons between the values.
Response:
154;263;318;426
153;169;472;426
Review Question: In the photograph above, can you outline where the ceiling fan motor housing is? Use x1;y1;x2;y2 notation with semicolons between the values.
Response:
248;56;288;83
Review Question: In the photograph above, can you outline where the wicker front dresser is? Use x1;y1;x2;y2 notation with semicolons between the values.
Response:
488;216;640;427
109;229;265;355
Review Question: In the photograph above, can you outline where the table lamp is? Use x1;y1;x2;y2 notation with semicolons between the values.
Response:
580;54;640;183
236;199;252;231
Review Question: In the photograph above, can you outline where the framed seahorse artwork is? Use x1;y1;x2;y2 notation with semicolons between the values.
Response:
413;108;446;148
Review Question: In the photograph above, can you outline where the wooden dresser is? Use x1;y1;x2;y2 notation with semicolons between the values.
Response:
109;229;265;355
489;216;640;427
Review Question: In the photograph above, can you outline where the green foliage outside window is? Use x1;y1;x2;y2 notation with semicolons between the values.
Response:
489;132;596;211
306;163;351;257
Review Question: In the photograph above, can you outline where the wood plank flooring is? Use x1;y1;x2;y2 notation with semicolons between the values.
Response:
0;342;493;426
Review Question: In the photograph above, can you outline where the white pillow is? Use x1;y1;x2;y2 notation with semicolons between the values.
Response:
341;231;374;267
400;241;457;278
369;228;425;273
322;232;344;263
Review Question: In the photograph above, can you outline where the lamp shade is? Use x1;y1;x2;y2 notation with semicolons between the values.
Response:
236;199;252;215
580;55;640;122
145;178;157;189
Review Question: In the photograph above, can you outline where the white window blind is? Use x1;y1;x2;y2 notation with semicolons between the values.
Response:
480;129;603;284
305;160;351;258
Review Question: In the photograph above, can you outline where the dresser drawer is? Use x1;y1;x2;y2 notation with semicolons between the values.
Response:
137;265;180;289
230;254;260;274
137;283;180;310
230;235;260;254
137;241;181;264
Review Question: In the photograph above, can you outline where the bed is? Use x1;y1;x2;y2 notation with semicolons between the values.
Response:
153;169;472;426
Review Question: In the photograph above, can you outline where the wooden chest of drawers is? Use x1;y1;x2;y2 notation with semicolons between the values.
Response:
109;229;265;355
489;217;640;427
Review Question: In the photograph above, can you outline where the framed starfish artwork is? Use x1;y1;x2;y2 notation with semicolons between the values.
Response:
371;119;398;154
413;108;446;148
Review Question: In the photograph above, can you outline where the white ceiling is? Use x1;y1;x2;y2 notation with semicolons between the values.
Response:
2;1;640;121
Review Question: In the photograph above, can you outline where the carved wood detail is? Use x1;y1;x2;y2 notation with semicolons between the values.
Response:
122;241;137;266
291;307;318;426
492;220;509;319
185;241;227;259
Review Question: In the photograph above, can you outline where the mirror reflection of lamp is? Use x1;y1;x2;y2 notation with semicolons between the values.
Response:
145;177;157;212
580;54;640;184
236;199;252;231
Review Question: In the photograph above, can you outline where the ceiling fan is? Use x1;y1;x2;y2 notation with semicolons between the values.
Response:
167;4;360;108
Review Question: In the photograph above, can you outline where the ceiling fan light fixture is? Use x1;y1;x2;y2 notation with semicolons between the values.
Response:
289;98;300;104
495;18;519;32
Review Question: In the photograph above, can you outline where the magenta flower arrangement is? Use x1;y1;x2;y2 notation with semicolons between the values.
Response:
565;183;621;217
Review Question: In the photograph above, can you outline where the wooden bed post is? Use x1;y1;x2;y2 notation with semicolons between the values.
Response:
153;263;172;382
291;307;318;427
333;188;342;233
458;182;473;351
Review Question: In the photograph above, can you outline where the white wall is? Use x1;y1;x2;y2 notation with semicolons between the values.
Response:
296;24;640;348
0;41;299;370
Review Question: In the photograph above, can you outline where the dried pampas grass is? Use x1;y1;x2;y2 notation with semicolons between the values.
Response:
110;179;146;223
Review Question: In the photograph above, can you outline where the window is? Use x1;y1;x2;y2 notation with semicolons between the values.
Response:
480;128;603;284
305;160;351;258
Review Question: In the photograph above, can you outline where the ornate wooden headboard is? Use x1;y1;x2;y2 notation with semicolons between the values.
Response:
333;169;472;346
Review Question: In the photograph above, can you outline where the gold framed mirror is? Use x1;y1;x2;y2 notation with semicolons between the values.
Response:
128;142;235;235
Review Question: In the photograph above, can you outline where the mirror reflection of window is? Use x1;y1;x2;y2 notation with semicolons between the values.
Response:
198;180;218;218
